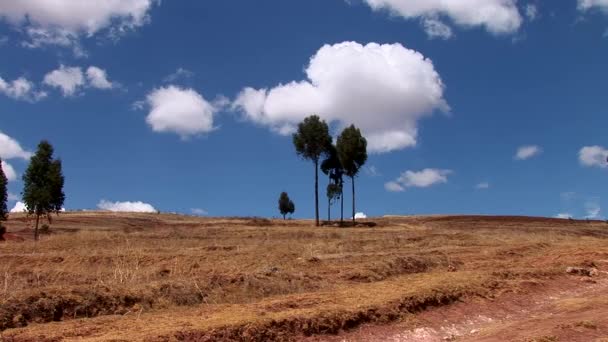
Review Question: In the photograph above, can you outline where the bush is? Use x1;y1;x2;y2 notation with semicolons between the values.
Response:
40;224;51;235
0;225;5;240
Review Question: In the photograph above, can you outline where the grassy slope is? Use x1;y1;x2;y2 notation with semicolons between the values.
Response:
1;213;607;341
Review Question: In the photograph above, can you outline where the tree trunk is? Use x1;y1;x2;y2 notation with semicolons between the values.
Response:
314;160;319;227
283;214;286;220
327;175;331;223
352;177;356;225
34;212;40;241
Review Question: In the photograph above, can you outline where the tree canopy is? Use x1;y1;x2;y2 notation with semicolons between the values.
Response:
22;141;65;240
0;158;7;223
293;115;332;226
336;125;367;224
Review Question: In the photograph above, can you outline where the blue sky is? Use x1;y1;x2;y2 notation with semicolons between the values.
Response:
1;0;608;219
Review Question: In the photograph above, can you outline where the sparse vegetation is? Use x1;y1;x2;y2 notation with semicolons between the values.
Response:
1;213;607;341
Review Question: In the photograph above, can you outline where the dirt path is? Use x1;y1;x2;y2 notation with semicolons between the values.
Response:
304;273;608;342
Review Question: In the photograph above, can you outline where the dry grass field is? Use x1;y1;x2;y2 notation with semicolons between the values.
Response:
1;212;608;341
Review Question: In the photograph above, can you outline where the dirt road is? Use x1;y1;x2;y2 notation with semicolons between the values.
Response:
307;271;608;341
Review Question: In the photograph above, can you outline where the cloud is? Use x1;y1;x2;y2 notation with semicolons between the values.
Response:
555;213;572;219
579;145;608;168
10;201;26;213
384;181;406;192
364;165;380;177
191;208;208;216
164;68;194;83
233;42;448;153
86;66;113;89
97;200;156;213
43;65;84;96
1;160;16;181
515;145;542;160
422;17;454;39
525;4;538;21
584;199;601;219
578;0;608;12
385;168;452;192
359;0;522;36
0;132;32;160
0;0;158;54
144;85;218;138
354;212;368;219
476;182;490;189
0;76;47;102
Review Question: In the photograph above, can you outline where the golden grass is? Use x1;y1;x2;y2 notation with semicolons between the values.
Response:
1;213;607;341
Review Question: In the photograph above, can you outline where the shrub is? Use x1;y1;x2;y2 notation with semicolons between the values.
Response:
40;223;51;235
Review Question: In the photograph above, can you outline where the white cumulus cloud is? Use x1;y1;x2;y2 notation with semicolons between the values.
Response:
578;0;608;12
0;76;46;102
233;42;448;153
579;145;608;168
191;208;208;216
476;182;490;189
385;168;452;192
144;85;218;138
98;200;157;213
10;201;26;213
43;65;84;96
525;4;538;21
0;132;32;160
0;0;158;54
354;212;368;219
1;160;16;181
86;66;113;89
515;145;542;160
585;199;602;219
555;213;572;219
422;17;454;39
359;0;522;36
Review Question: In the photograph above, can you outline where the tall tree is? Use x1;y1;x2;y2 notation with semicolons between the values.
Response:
278;192;292;220
336;125;368;224
0;158;8;240
287;199;295;219
22;141;65;241
321;144;343;223
293;115;332;226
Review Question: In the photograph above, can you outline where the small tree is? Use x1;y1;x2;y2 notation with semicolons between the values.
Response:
336;125;367;224
22;141;65;241
326;183;341;222
293;115;332;226
0;158;7;240
278;192;292;220
321;145;343;223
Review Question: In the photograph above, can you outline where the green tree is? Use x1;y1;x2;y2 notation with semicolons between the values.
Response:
325;183;341;222
22;141;65;241
0;158;8;240
321;144;343;223
278;192;292;220
336;125;368;224
293;115;332;226
287;199;295;219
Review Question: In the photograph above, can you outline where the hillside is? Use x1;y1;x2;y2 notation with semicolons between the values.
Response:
1;212;607;341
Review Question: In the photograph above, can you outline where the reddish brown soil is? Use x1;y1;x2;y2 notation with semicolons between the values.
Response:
304;274;608;341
